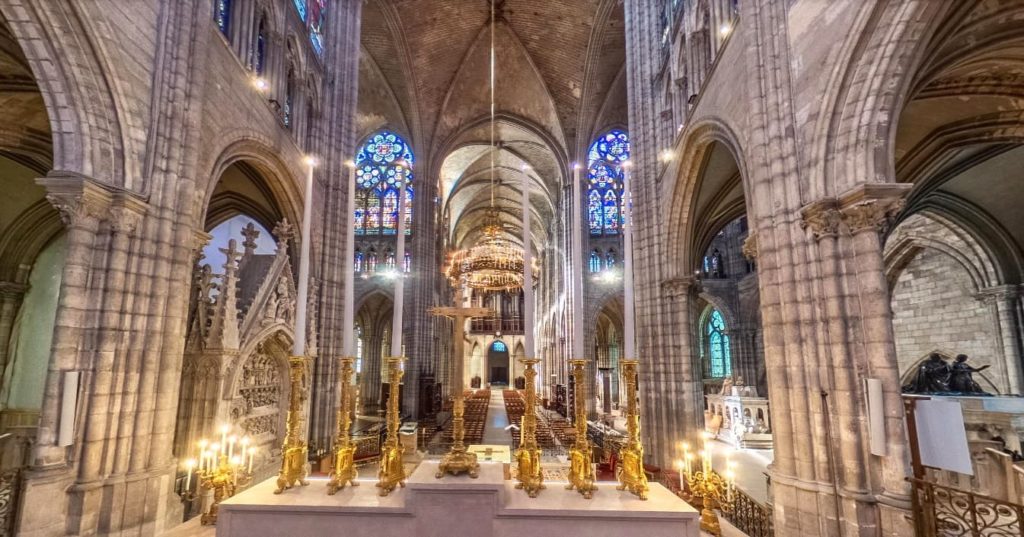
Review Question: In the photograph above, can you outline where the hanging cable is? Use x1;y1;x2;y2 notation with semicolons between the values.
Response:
489;0;496;209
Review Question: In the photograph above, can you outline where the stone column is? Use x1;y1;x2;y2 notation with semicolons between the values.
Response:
838;184;913;528
976;285;1023;395
32;176;112;467
0;281;27;384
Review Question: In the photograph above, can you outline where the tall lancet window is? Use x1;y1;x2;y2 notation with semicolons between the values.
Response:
587;130;629;236
703;308;732;378
253;15;267;74
214;0;232;35
354;131;414;235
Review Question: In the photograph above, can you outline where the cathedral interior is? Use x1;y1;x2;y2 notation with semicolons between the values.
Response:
0;0;1023;536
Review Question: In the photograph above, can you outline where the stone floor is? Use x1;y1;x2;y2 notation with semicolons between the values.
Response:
482;389;512;444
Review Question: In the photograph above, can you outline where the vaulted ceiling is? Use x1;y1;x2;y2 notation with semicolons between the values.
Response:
357;0;627;252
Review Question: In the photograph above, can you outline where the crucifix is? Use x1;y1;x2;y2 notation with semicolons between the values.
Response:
430;303;491;478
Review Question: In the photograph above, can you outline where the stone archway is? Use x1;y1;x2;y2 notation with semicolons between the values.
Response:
486;340;510;386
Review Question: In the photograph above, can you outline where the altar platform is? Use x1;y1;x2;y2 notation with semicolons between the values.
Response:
217;461;699;537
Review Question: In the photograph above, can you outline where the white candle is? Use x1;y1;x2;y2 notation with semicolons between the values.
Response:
248;447;255;473
293;156;317;356
521;166;535;358
185;459;195;490
343;162;357;357
622;162;636;360
220;425;228;449
228;435;236;459
571;164;585;358
391;165;409;356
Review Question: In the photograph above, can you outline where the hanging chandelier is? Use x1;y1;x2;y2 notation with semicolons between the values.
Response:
445;210;537;292
443;0;538;293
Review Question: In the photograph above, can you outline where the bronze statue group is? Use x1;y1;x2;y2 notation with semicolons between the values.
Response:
902;353;991;395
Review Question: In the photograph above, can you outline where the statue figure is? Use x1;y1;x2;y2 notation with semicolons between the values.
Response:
949;354;990;395
718;377;734;395
902;353;952;394
710;249;723;278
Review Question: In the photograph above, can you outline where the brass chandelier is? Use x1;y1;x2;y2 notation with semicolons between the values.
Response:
445;210;535;292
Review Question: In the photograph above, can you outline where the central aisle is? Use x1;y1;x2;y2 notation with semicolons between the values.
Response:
481;389;511;444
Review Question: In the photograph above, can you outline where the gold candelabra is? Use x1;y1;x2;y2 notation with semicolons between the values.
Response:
514;358;545;497
677;433;737;536
436;393;480;477
275;355;310;493
616;359;649;500
183;425;257;525
566;359;597;498
327;356;359;494
377;356;406;495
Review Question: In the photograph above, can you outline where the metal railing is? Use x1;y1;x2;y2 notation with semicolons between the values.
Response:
722;487;774;537
0;469;19;536
911;477;1024;536
469;318;523;334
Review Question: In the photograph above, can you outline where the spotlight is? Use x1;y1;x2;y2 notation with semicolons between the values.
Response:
659;150;675;163
304;155;319;168
253;77;269;92
720;24;732;37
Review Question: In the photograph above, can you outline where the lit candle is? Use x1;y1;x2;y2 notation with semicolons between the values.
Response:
521;165;535;358
685;452;694;478
248;447;256;473
220;425;229;448
622;161;636;360
294;156;317;356
185;459;195;490
675;459;684;490
343;161;357;357
391;164;409;357
228;435;237;459
571;163;585;358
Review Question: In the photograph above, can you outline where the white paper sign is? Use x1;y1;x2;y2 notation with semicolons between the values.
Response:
916;399;973;476
865;379;886;456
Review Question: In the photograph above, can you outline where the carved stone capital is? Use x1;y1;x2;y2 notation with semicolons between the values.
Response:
741;233;758;260
0;281;27;300
661;276;696;298
838;183;912;235
38;174;113;228
800;199;841;240
109;194;148;236
975;284;1021;305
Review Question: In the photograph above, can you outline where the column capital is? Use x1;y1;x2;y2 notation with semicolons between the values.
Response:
838;183;912;235
0;281;27;299
800;198;841;240
975;284;1021;304
37;173;113;228
109;192;148;236
741;232;758;260
660;276;696;298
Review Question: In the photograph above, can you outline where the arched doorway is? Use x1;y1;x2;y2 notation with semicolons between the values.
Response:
487;340;509;386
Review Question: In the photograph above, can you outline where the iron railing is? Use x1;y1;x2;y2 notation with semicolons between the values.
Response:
911;478;1024;536
0;469;20;536
722;486;774;537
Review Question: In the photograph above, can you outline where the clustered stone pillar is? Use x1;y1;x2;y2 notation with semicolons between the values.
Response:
977;285;1024;394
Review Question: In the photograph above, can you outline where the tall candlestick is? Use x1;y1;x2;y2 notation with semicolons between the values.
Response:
571;164;585;358
343;162;357;358
391;165;408;356
622;162;636;360
521;167;535;358
293;156;317;356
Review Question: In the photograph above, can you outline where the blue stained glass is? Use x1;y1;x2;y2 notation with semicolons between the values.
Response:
589;251;602;273
605;249;616;269
354;131;414;235
254;18;267;74
354;250;364;272
707;309;731;378
492;341;507;352
308;0;326;56
586;130;629;236
215;0;232;35
588;190;602;233
293;0;308;21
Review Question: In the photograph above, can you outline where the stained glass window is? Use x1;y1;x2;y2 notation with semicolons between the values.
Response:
403;252;411;273
308;0;327;56
254;17;267;74
589;250;602;273
492;341;507;353
705;309;731;378
214;0;232;35
293;0;307;21
354;131;414;235
354;249;364;273
605;249;616;270
587;130;629;236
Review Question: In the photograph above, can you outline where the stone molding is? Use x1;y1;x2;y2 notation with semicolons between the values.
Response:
0;281;28;299
975;284;1021;304
109;193;149;236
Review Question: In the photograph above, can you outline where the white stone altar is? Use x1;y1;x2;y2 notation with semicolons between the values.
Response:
217;461;699;537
